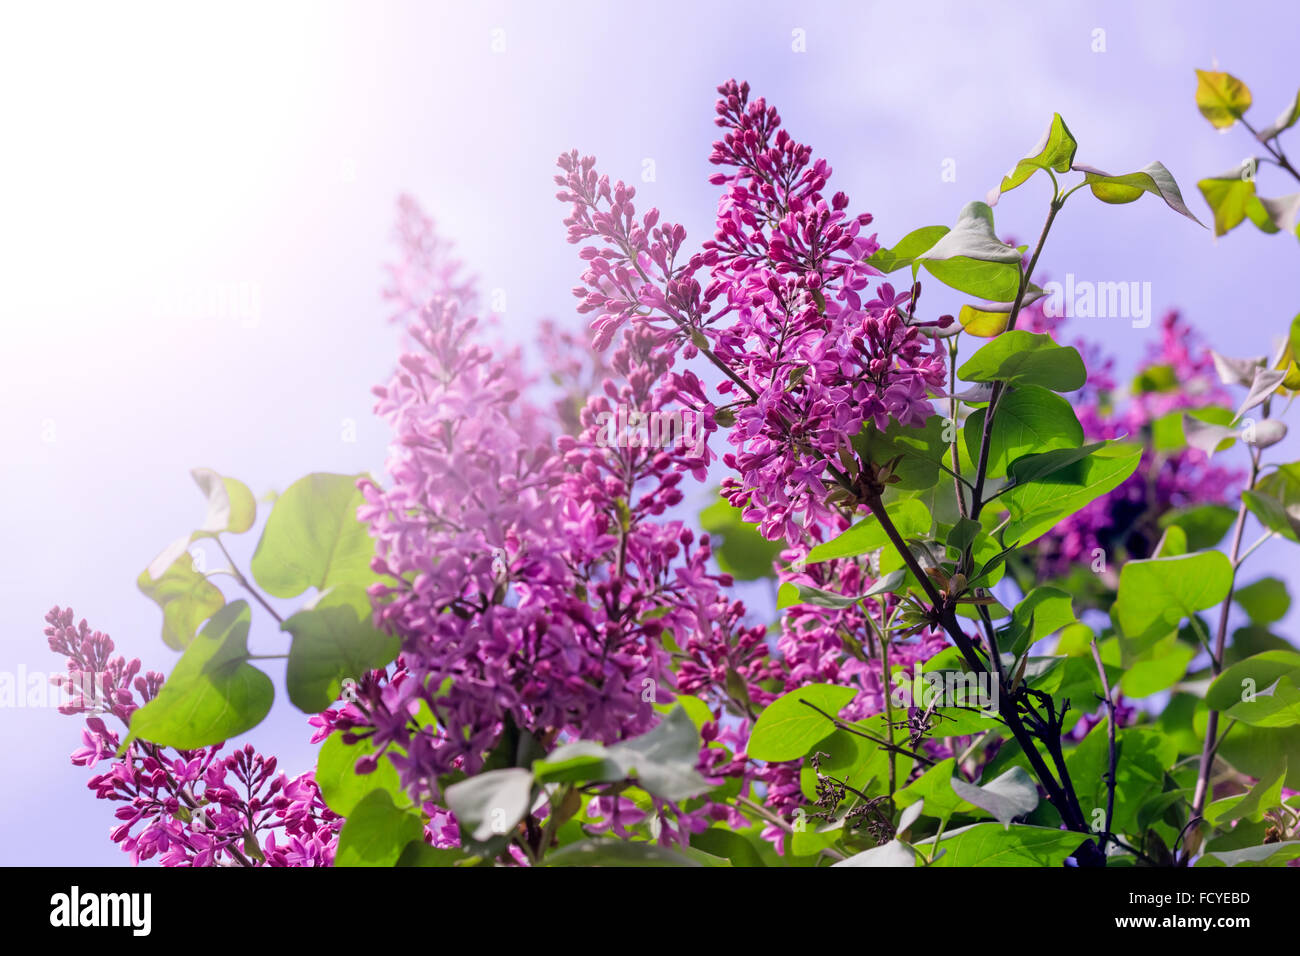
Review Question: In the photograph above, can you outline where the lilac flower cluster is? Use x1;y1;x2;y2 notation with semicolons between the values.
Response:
345;198;771;852
558;81;959;848
560;81;949;545
383;193;476;324
704;82;948;544
45;607;340;866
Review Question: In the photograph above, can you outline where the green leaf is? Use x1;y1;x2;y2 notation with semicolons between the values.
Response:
532;741;624;786
1157;503;1237;551
1150;405;1234;453
918;823;1084;866
1255;193;1300;235
1235;577;1290;626
1075;161;1206;227
1207;650;1300;711
832;839;916;867
917;202;1024;302
1133;363;1179;394
1207;712;1300;789
1225;675;1300;728
1224;625;1296;667
136;551;226;650
1196;172;1299;237
946;516;982;555
282;588;400;713
395;842;470;867
445;768;533;844
137;469;257;650
690;828;766;867
1194;69;1252;129
1067;722;1178;834
335;790;424;867
1180;413;1237;457
1259;87;1300;140
1006;440;1107;486
1196;841;1300;867
747;684;857;762
798;717;906;802
1005;587;1076;656
999;443;1143;545
775;582;860;610
988;113;1078;204
955;289;1048;341
249;473;376;598
853;415;950;491
963;385;1083;479
1197;164;1265;237
190;468;256;536
1099;633;1194;698
1114;552;1233;662
698;494;782;580
957;303;1010;338
545;838;704;867
128;601;273;749
315;730;408;816
1290;314;1300;380
962;532;1013;591
531;707;710;802
895;758;976;827
949;767;1039;828
1206;760;1286;827
1243;462;1300;542
608;706;711;801
1242;490;1300;542
866;225;949;273
958;331;1086;392
806;499;931;564
1055;622;1095;657
1156;523;1192;558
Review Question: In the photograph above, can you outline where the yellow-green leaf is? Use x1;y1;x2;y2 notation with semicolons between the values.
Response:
1195;69;1252;129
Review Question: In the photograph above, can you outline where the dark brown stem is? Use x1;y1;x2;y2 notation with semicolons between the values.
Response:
1239;116;1300;184
1090;638;1118;850
948;343;968;518
863;493;1093;844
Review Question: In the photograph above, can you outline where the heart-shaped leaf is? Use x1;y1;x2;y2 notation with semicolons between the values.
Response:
1195;69;1252;129
128;601;274;748
988;113;1078;205
1075;161;1205;227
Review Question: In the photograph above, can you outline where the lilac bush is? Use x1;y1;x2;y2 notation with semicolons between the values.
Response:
43;72;1300;869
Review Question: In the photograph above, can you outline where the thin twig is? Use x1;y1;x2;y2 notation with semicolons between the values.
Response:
215;537;284;625
1089;638;1118;851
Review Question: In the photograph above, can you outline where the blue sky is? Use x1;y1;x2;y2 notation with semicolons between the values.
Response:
3;0;1299;864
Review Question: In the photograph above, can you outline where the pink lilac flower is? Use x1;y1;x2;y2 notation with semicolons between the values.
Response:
536;318;616;435
358;297;663;779
352;217;756;855
702;82;949;544
45;606;341;866
383;193;477;324
560;82;949;546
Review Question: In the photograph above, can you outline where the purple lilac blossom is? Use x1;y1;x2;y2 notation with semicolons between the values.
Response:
44;606;341;866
